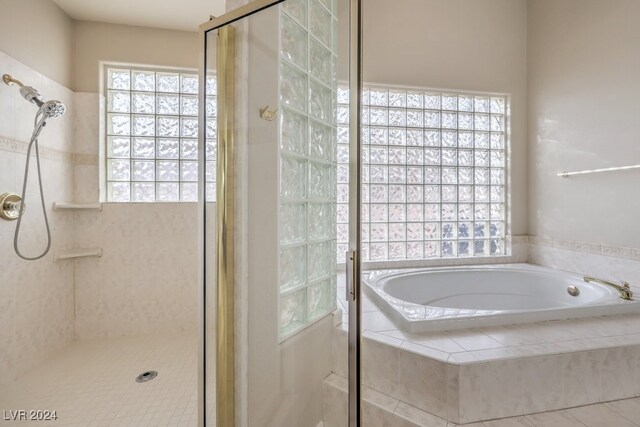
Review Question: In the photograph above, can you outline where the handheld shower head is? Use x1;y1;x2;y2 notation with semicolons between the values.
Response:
2;74;65;260
19;86;43;105
3;74;65;118
40;100;66;118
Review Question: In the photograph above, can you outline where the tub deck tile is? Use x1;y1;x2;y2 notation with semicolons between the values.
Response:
444;329;504;352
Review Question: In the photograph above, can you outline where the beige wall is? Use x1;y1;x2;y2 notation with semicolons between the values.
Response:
72;21;198;93
0;0;73;88
527;0;640;248
0;0;198;92
359;0;529;236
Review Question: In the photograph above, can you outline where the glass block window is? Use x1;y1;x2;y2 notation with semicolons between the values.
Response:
278;0;338;340
336;87;509;262
105;66;217;202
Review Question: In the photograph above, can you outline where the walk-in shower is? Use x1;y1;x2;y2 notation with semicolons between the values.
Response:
1;73;66;260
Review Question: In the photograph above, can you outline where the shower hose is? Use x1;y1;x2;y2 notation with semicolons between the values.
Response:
14;109;51;260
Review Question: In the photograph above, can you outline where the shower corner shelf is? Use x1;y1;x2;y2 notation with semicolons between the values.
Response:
53;202;102;211
55;248;102;262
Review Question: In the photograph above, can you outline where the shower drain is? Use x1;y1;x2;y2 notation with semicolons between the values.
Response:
136;371;158;383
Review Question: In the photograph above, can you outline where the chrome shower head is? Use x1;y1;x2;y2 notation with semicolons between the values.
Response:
40;100;66;118
19;85;43;105
3;74;65;119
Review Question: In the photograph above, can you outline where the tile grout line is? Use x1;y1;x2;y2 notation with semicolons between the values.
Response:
603;400;640;426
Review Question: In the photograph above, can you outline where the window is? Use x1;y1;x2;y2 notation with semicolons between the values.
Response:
105;66;217;202
278;0;339;339
336;86;509;262
105;67;508;261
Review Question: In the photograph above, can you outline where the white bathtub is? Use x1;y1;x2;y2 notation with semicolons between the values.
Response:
364;263;640;332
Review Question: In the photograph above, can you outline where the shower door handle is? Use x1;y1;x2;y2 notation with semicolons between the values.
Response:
345;250;358;302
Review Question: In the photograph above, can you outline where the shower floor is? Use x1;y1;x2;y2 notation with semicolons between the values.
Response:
0;333;199;426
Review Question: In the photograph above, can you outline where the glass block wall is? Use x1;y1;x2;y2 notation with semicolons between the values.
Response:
105;67;217;202
336;87;509;262
278;0;338;339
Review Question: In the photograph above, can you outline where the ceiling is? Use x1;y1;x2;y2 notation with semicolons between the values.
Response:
53;0;226;32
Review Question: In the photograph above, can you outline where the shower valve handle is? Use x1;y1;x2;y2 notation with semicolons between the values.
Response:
0;193;24;221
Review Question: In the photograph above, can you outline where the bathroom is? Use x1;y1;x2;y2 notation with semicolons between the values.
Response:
0;0;639;425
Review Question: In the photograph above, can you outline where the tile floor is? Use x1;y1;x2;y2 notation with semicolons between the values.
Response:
0;333;199;426
476;398;640;426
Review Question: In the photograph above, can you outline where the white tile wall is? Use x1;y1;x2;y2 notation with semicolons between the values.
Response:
73;203;198;338
69;91;199;339
1;51;199;387
72;92;101;203
527;0;640;250
528;236;640;288
0;51;75;385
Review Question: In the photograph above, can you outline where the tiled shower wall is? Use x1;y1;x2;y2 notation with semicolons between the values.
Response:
278;0;338;339
73;203;198;338
0;51;75;385
71;93;199;339
0;51;198;387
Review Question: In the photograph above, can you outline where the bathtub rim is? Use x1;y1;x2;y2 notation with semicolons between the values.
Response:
363;263;640;333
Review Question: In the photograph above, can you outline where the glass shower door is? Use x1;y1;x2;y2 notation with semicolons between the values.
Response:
199;0;352;425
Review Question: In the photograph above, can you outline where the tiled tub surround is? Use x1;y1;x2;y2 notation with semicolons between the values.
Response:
365;263;640;333
0;52;76;386
332;305;640;424
324;373;640;427
328;236;640;424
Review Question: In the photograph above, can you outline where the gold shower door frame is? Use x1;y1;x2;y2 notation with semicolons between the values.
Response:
197;0;363;425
